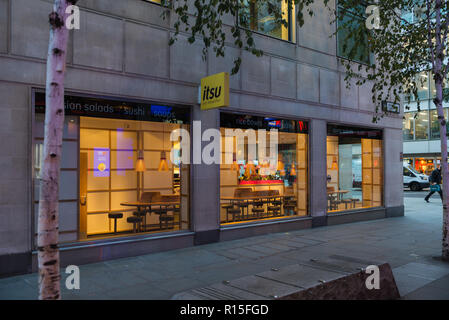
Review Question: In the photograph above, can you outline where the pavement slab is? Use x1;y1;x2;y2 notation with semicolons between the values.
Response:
1;195;449;300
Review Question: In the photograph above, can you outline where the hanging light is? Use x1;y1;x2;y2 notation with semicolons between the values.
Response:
331;156;338;170
230;153;239;171
277;155;285;175
158;128;169;172
135;150;146;172
290;162;296;176
158;150;169;171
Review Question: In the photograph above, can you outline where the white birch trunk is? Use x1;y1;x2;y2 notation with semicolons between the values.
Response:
432;0;449;261
38;0;72;300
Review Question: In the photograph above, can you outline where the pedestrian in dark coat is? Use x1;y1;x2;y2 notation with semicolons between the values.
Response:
425;165;443;202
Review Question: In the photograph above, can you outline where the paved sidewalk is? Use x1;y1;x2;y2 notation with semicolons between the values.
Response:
1;196;448;300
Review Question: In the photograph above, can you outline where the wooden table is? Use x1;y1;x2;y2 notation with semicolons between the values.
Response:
220;195;285;221
120;200;180;231
327;190;349;200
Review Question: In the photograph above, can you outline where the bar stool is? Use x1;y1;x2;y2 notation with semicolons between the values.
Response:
108;213;123;234
133;210;147;231
127;216;143;233
159;214;174;229
226;206;241;222
251;199;265;218
152;207;168;230
236;201;249;220
350;198;360;208
341;199;353;210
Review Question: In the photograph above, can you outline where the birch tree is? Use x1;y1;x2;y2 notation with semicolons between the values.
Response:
167;0;449;260
38;0;76;300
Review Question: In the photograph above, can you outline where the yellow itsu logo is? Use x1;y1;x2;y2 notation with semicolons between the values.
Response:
200;72;230;110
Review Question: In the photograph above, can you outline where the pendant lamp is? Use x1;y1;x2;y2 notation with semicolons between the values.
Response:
277;156;285;175
290;162;296;176
158;129;169;171
230;153;240;171
331;156;338;170
135;151;146;172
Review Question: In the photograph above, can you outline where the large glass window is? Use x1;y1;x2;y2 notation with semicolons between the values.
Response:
240;0;296;42
414;110;429;140
220;114;308;225
403;110;430;140
337;3;371;64
33;92;190;243
430;108;449;139
327;126;383;213
403;112;415;141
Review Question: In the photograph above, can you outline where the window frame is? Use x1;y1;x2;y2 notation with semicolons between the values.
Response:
237;0;297;44
336;1;373;66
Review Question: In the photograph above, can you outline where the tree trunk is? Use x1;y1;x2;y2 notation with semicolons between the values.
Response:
38;0;71;300
433;0;449;261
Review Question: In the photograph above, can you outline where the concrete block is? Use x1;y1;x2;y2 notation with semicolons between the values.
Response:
298;0;336;55
78;0;169;28
340;74;359;109
297;63;319;102
241;51;270;95
319;69;339;106
254;33;296;60
279;263;400;300
11;0;50;59
73;11;124;71
124;22;169;78
359;81;375;112
270;57;296;99
169;35;207;84
0;0;7;53
208;47;241;90
297;46;338;70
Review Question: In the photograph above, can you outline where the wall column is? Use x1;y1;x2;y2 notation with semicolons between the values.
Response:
310;119;328;227
384;128;404;217
190;105;221;244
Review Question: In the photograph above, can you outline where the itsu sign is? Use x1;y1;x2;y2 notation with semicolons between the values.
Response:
199;72;230;110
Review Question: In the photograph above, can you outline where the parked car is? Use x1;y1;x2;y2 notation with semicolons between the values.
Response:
403;163;430;191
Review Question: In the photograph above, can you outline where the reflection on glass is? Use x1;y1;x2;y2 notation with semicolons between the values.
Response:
240;0;294;41
403;113;414;141
430;109;449;139
414;110;429;140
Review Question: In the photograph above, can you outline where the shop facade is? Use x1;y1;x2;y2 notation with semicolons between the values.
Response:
0;0;403;276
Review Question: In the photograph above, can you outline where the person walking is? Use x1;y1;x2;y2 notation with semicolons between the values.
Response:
425;165;443;202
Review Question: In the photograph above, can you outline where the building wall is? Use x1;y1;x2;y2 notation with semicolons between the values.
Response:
0;0;403;274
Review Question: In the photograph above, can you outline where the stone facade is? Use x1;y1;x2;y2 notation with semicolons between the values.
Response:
0;0;403;276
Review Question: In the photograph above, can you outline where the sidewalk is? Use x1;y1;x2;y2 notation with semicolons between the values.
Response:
1;196;448;300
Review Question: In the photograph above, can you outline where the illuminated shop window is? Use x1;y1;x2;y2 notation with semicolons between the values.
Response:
33;92;190;243
326;125;383;214
219;113;308;226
